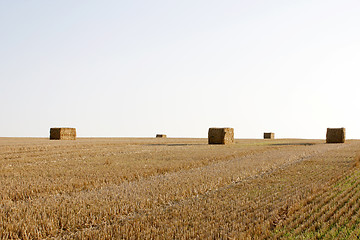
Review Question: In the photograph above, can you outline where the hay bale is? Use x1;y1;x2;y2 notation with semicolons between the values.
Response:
50;128;76;140
326;128;345;143
156;134;167;138
208;128;234;144
264;132;274;139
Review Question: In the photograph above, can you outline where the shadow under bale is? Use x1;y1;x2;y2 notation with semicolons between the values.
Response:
270;143;316;146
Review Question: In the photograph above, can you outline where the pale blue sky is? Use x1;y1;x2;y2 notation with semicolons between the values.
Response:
1;1;359;138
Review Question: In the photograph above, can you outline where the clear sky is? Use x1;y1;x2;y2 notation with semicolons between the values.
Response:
1;0;359;139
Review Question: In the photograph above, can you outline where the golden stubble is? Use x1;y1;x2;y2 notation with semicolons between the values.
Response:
0;137;359;239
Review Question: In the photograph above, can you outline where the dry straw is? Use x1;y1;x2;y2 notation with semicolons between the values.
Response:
156;134;167;138
208;128;234;144
264;132;275;139
50;128;76;140
326;128;345;143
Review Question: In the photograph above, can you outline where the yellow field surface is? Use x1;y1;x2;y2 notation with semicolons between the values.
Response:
0;137;359;239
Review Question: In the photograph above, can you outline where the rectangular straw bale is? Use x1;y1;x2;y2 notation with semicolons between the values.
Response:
264;132;274;139
50;128;76;140
326;128;345;143
156;134;167;138
208;128;234;144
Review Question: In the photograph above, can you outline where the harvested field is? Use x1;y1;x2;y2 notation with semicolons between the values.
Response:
0;137;360;239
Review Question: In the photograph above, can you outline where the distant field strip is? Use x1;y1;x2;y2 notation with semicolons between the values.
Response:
0;138;359;239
